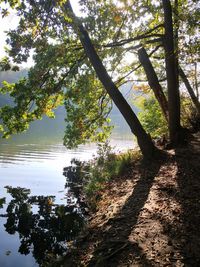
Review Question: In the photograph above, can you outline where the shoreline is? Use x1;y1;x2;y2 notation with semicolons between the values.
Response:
59;133;200;267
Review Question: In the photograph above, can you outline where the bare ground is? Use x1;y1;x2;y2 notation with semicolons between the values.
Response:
63;133;200;267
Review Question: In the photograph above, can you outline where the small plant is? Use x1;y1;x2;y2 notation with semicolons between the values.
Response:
82;141;136;202
96;140;113;166
66;142;140;209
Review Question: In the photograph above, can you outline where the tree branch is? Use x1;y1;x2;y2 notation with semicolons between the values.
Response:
104;24;164;48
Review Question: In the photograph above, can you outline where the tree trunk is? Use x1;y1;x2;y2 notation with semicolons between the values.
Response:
194;62;199;100
66;2;156;159
162;0;181;144
138;47;169;121
179;67;200;115
174;0;179;94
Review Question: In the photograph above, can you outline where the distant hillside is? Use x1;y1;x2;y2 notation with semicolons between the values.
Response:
0;69;28;106
0;69;28;84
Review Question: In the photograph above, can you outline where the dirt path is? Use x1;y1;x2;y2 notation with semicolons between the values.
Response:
63;133;200;267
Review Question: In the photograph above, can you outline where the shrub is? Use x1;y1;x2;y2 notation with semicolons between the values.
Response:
136;93;198;138
137;95;168;138
180;95;199;129
82;141;137;200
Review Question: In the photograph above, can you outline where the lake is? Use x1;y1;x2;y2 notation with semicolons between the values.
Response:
0;117;134;267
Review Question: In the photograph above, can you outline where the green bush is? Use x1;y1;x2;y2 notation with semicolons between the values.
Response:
136;93;198;138
180;95;198;128
137;95;168;138
83;141;137;200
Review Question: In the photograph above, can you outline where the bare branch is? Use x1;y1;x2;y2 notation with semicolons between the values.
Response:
115;45;162;86
104;24;164;48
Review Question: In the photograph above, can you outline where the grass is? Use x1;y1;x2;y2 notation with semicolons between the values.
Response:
81;142;141;205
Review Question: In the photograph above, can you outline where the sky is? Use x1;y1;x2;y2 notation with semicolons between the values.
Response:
0;1;81;62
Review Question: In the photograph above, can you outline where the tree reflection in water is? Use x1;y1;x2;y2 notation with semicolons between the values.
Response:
63;159;89;215
0;162;86;266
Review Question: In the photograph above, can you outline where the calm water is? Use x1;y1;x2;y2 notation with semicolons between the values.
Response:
0;124;134;267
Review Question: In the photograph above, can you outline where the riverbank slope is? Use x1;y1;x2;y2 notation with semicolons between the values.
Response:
63;132;200;267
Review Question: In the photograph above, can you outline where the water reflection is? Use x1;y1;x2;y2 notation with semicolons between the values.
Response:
0;162;85;266
63;159;88;214
0;197;6;208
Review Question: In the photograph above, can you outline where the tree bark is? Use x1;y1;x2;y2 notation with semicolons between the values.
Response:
179;66;200;115
138;47;169;121
174;0;179;93
66;2;156;159
194;62;199;100
162;0;181;144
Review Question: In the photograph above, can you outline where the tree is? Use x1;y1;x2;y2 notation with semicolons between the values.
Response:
65;1;155;158
138;46;168;121
162;0;181;144
177;0;200;100
0;0;156;158
0;0;199;153
179;66;200;115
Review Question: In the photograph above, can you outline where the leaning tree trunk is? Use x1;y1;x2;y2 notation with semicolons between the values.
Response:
162;0;181;144
138;47;169;121
65;2;156;159
179;67;200;115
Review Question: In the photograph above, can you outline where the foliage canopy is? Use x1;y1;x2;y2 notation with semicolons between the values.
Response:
0;0;199;147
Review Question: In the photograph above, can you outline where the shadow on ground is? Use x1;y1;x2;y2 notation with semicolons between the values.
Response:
64;155;166;267
174;137;200;266
63;134;200;267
